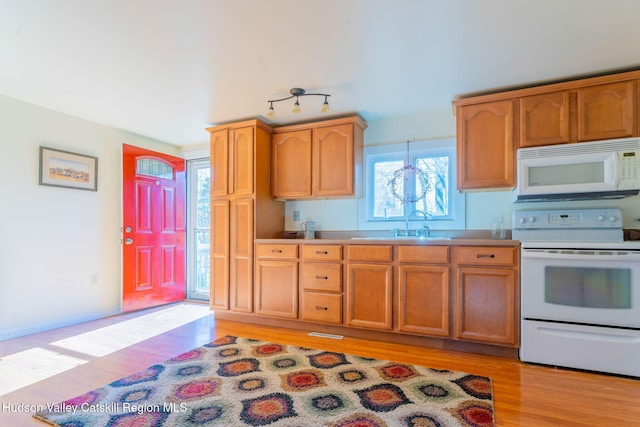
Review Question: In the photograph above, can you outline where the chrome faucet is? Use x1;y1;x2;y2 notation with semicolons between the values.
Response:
405;210;429;237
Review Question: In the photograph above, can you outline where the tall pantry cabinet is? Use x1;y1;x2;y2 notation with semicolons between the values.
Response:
207;119;284;313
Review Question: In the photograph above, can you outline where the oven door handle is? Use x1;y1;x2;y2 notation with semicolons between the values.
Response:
522;250;640;262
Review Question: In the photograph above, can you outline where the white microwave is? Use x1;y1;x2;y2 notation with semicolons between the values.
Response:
516;137;640;202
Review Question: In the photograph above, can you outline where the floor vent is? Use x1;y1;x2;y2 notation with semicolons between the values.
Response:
308;332;344;340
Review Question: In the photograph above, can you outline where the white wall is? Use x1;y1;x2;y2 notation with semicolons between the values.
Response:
0;94;180;340
285;110;640;232
285;110;463;231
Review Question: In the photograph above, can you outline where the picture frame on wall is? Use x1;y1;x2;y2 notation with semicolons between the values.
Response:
39;146;98;191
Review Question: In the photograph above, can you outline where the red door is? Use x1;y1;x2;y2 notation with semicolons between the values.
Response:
122;144;186;312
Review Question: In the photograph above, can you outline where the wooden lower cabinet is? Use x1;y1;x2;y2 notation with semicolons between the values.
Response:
397;265;450;337
346;262;393;330
301;292;342;324
246;242;519;351
254;244;299;319
229;198;254;313
453;246;519;346
300;245;343;325
210;199;230;310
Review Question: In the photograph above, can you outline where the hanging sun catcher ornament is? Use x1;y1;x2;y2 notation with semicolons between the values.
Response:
388;140;431;204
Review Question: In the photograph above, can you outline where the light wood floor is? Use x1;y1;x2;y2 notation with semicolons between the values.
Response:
1;302;638;426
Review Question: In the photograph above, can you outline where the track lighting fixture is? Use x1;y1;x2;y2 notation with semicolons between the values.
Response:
266;88;331;118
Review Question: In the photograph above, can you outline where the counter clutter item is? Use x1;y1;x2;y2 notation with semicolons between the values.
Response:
301;219;315;239
491;217;507;240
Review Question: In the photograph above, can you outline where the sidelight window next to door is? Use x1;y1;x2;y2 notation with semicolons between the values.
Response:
187;159;211;300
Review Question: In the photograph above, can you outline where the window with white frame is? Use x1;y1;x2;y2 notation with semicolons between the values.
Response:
361;138;465;230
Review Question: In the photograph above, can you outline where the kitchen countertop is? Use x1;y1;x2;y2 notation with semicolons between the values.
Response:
255;237;520;246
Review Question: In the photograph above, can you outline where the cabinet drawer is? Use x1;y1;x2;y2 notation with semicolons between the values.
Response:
347;245;393;262
256;244;298;259
301;292;342;324
301;245;343;261
302;263;342;292
454;246;517;266
397;245;450;264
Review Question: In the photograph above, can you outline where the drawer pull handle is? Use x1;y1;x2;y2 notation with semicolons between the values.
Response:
315;251;329;255
477;254;495;258
315;275;329;280
315;305;329;311
271;249;283;253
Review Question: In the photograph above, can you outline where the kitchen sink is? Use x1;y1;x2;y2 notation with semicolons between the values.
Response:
351;236;451;240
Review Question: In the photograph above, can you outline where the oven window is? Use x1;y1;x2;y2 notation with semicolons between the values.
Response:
545;266;631;308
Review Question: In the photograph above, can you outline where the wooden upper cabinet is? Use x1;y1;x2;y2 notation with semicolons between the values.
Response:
210;129;229;197
519;91;574;147
454;70;640;190
209;126;255;196
456;100;516;190
313;123;355;197
271;130;312;199
577;81;636;141
231;127;255;196
271;115;366;200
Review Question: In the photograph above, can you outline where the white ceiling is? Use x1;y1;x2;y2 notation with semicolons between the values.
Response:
2;0;640;147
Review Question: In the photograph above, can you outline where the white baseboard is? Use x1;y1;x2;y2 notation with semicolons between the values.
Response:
0;309;121;341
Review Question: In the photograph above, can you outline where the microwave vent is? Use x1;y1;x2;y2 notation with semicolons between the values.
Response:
518;137;640;159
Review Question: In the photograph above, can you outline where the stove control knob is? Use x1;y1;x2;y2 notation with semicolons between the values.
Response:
519;216;535;224
608;215;618;223
596;215;605;222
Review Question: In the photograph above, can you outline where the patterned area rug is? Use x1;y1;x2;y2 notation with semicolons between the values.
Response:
34;335;494;427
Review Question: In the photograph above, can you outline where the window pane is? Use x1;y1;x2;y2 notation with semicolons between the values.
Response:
136;159;174;179
373;160;404;218
415;156;449;217
196;168;210;229
194;230;210;294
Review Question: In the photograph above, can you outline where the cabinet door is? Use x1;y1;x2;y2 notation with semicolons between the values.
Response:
519;91;573;147
255;260;298;319
271;130;312;199
209;199;229;310
454;267;518;346
578;81;636;141
397;265;450;337
210;130;229;197
456;100;515;190
313;123;354;196
231;127;254;196
346;263;392;330
229;198;254;312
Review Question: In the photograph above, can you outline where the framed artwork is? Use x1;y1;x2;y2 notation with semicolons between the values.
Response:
39;146;98;191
